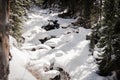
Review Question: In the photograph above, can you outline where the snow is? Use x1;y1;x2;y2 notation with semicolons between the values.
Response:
9;37;37;80
9;7;111;80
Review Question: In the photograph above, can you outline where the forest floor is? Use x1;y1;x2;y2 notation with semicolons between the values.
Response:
9;7;112;80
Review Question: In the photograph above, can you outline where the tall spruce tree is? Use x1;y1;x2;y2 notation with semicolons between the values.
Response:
91;0;120;77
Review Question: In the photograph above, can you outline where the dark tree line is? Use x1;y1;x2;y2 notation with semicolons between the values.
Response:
42;0;99;28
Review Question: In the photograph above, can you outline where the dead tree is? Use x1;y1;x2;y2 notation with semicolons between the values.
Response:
0;0;10;80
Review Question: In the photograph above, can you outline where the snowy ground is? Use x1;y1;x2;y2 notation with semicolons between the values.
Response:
9;7;110;80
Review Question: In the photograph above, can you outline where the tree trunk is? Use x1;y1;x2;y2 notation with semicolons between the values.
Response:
0;0;10;80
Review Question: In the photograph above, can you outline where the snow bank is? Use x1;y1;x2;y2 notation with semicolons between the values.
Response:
9;36;37;80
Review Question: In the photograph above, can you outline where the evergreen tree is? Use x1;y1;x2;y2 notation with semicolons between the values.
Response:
10;0;33;40
91;0;120;77
10;0;43;40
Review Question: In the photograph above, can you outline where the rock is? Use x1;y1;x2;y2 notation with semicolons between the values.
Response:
31;48;36;51
39;36;56;44
42;20;60;31
86;32;92;40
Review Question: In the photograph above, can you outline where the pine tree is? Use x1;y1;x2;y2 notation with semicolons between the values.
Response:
92;0;120;77
10;0;31;40
10;0;44;40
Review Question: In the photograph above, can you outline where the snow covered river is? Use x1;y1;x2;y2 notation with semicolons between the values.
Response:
9;8;108;80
